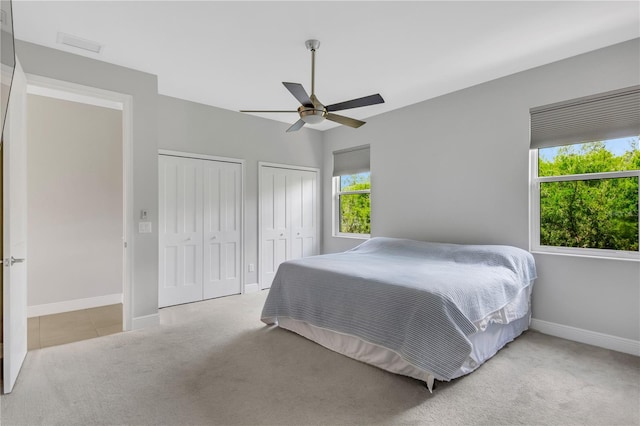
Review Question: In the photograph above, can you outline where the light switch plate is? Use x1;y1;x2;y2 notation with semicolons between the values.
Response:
138;222;152;233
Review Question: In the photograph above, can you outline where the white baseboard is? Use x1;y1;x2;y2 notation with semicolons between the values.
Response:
131;313;159;330
244;283;260;294
28;293;123;318
530;318;640;356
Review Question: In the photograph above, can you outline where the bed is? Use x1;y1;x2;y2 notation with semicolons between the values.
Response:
261;237;537;391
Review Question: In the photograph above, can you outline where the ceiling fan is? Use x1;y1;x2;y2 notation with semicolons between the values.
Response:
240;40;385;132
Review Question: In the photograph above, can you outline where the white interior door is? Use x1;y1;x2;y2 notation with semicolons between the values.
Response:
3;59;28;394
260;167;289;289
203;161;241;299
158;156;203;307
290;169;318;260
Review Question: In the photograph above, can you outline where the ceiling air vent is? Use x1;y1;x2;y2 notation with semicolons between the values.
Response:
56;32;103;54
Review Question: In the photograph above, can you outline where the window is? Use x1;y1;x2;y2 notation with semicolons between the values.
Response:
335;172;371;235
530;86;640;260
333;146;371;238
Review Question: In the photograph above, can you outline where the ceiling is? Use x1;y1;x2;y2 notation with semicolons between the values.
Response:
12;1;640;131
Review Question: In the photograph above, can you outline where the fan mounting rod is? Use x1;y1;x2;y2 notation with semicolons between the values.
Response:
305;39;320;96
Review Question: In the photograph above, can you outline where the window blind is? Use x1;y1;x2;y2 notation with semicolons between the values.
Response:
333;145;370;177
530;85;640;149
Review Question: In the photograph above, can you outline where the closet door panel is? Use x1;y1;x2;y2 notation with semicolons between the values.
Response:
291;169;318;260
204;161;242;299
301;170;318;257
159;156;203;307
260;167;289;288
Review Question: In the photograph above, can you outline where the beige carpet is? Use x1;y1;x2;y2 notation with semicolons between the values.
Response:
1;291;638;425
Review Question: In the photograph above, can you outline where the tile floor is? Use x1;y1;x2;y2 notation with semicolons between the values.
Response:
28;304;123;350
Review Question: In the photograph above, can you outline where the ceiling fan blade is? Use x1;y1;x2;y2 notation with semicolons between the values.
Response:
325;113;366;128
240;110;298;113
326;94;385;112
286;119;306;132
283;82;313;107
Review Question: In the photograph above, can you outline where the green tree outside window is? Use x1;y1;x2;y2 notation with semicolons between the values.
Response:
339;173;371;234
538;138;639;251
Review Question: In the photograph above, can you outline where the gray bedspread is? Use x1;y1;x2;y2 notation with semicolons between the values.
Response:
261;237;537;380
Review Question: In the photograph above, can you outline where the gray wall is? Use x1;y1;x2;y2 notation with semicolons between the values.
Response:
157;95;324;285
16;40;159;321
322;39;640;341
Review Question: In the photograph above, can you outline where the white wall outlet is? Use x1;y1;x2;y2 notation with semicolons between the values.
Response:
248;263;255;272
138;222;152;233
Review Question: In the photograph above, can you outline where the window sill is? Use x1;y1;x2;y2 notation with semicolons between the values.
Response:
531;247;640;262
333;233;370;240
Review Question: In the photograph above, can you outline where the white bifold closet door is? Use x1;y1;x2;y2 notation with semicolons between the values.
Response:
159;155;242;308
260;165;318;289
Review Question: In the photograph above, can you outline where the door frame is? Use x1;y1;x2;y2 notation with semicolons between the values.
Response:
258;162;320;290
158;149;246;296
24;74;134;331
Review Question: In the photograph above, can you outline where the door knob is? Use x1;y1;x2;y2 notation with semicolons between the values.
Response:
10;256;25;266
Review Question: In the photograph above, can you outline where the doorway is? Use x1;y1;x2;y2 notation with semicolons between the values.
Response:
2;72;133;392
23;75;133;343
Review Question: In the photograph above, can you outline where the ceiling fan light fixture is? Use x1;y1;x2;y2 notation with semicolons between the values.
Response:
299;106;326;124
